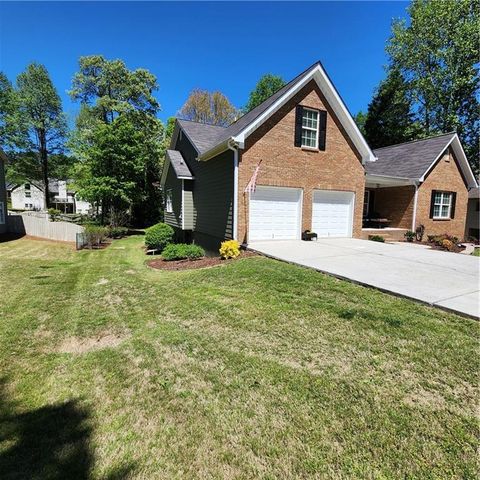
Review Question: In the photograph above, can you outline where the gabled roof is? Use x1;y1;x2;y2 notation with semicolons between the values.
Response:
176;119;226;154
173;61;376;164
366;132;477;188
160;150;194;186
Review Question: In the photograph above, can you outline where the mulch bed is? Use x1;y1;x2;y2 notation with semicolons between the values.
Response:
148;251;257;271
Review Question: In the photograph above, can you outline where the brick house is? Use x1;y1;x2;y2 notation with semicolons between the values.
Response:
161;62;477;250
365;133;477;240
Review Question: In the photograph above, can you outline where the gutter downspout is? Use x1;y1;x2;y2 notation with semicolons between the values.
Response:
227;139;239;241
411;181;420;231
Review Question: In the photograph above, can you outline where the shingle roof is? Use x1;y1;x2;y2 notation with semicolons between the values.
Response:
177;120;226;155
469;187;480;199
176;62;322;155
366;133;456;180
166;150;194;179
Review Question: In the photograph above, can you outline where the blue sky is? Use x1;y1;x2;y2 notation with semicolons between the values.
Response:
0;1;409;125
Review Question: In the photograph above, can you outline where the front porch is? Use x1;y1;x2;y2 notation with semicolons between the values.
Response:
362;174;418;236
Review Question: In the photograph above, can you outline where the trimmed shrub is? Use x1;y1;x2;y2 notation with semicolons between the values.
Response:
145;223;174;251
442;239;455;251
427;233;458;247
404;230;415;242
107;226;128;239
47;208;61;221
369;235;385;243
84;224;108;248
219;240;241;259
162;243;205;261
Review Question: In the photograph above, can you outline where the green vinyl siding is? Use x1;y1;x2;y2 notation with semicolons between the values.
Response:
163;165;182;229
175;133;234;240
182;180;194;230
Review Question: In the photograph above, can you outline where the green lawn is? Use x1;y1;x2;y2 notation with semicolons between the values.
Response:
0;236;477;479
472;247;480;256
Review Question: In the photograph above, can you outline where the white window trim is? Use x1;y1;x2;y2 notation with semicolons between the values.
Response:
165;190;173;214
433;191;452;219
0;201;4;224
301;108;319;149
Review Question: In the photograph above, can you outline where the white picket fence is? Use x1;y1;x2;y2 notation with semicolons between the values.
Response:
7;211;84;243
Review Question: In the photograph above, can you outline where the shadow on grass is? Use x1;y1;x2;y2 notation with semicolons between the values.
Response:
0;233;25;244
0;380;135;479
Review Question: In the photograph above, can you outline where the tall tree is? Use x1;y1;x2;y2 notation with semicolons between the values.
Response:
16;63;67;208
70;56;164;225
74;111;163;226
387;0;479;171
363;68;419;148
244;74;286;112
178;89;237;126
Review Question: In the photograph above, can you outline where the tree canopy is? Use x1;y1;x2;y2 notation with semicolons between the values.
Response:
363;68;419;148
69;55;160;123
244;74;286;112
178;89;237;126
386;0;479;171
70;56;164;226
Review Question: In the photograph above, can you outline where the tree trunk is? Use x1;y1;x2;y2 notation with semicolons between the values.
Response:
39;129;50;210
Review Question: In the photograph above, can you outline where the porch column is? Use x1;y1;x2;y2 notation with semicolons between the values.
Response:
411;182;419;231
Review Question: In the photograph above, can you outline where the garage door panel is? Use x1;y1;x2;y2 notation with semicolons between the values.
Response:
312;190;354;238
249;186;302;241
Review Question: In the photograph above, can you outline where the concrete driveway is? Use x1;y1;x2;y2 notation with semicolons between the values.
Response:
249;238;480;319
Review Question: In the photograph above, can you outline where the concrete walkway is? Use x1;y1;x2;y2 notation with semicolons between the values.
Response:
249;238;480;319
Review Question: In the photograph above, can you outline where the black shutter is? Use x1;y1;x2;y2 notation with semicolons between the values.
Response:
429;190;437;218
294;106;303;147
318;110;327;151
450;192;456;219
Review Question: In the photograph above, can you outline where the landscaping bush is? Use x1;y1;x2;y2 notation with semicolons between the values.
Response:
84;224;108;248
404;230;415;242
47;208;61;221
441;239;455;252
369;235;385;243
219;240;241;259
427;233;458;247
162;243;205;261
145;223;174;251
107;226;128;239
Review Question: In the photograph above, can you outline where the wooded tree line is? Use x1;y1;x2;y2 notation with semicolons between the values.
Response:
0;0;477;228
356;0;479;175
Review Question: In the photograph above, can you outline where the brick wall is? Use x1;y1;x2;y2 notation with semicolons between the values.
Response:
416;148;468;239
373;186;415;229
237;80;365;243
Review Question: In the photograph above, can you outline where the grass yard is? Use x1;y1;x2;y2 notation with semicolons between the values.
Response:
0;236;478;479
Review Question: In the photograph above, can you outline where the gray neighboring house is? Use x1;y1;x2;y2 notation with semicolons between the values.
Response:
0;151;7;233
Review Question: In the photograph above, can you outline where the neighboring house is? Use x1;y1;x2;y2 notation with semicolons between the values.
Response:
0;151;7;234
161;61;477;250
365;133;477;240
466;187;479;241
10;180;92;214
161;61;374;249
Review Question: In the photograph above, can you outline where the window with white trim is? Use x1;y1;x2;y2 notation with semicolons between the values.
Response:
433;191;452;219
165;190;173;213
301;108;319;148
0;201;4;224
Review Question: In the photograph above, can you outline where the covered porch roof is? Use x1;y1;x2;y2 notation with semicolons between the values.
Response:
365;174;416;188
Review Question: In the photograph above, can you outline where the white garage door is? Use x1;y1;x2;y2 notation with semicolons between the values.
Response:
312;190;354;238
249;186;302;241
